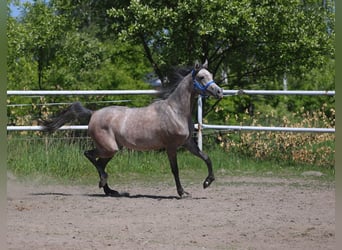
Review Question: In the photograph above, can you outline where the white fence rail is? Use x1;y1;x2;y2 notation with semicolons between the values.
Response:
7;90;158;96
222;90;334;96
7;125;88;131
196;90;335;149
7;89;335;96
7;89;335;149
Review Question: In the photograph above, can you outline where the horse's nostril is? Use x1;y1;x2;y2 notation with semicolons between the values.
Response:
217;88;223;98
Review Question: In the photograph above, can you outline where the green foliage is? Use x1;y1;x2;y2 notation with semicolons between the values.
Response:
7;0;153;122
7;1;152;91
8;1;70;90
215;104;335;168
8;1;334;113
285;57;335;112
108;0;334;86
106;0;335;126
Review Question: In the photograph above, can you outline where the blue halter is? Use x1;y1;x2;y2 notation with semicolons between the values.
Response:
192;69;215;96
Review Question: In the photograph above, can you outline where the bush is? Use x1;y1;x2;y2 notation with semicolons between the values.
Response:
216;104;335;168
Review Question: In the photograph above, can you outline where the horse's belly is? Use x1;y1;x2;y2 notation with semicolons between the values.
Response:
119;128;189;151
118;133;165;151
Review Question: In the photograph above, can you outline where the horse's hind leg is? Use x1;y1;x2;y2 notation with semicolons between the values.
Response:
84;149;120;196
183;139;215;189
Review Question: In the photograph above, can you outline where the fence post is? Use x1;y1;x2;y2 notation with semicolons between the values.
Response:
197;96;203;151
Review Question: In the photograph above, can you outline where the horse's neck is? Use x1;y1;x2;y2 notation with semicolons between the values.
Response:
166;74;195;116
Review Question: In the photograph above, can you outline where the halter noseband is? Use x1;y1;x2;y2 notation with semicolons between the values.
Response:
192;69;215;96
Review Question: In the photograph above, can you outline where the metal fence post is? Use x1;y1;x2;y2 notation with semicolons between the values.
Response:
197;96;203;151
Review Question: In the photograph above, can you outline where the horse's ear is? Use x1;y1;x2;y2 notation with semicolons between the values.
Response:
194;60;200;70
202;59;208;69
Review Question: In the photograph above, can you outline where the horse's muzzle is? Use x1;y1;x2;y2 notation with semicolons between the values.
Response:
215;87;224;99
207;83;223;99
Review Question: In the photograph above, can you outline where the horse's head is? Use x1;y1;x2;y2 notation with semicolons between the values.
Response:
192;60;223;99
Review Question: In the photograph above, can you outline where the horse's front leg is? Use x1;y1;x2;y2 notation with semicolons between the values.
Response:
166;148;191;198
183;139;215;189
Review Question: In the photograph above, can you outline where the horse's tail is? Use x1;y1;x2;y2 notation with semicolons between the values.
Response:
41;102;93;133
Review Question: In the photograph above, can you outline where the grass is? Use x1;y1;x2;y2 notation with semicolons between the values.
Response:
7;133;335;187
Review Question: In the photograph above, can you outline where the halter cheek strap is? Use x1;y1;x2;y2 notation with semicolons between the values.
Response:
192;69;216;96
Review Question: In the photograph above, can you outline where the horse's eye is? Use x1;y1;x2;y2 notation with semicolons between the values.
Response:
198;76;204;81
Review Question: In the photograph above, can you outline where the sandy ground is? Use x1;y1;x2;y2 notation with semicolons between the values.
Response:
7;173;335;250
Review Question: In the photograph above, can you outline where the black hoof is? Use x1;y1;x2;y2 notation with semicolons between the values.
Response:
180;191;192;199
203;176;215;189
178;189;191;199
103;184;120;197
103;184;129;197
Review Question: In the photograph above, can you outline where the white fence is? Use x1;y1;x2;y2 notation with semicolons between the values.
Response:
7;90;159;96
196;90;335;149
7;89;334;96
7;89;335;149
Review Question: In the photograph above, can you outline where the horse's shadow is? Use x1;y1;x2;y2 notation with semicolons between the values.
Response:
31;192;206;200
86;193;181;200
30;192;72;197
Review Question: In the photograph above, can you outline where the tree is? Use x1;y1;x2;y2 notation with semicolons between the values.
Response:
108;0;334;89
7;0;152;92
7;0;153;124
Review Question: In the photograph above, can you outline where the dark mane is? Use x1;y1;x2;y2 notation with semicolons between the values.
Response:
158;66;193;99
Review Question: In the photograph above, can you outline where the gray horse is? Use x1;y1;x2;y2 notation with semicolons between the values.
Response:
42;60;223;197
